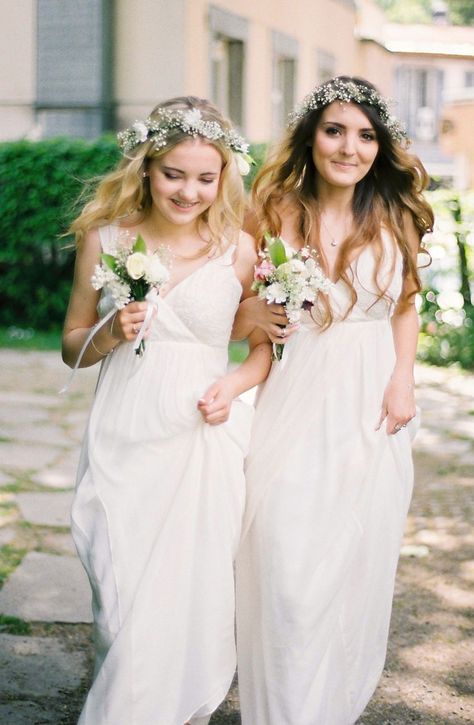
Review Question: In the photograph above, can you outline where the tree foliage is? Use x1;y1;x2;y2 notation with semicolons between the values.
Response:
375;0;474;25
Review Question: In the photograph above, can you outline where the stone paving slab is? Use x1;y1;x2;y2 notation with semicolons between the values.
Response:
0;633;87;698
33;449;81;489
0;700;58;725
0;422;73;448
16;491;74;527
0;391;61;408
0;442;63;471
0;552;92;623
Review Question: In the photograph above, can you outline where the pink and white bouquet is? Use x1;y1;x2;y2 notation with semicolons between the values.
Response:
92;233;170;355
252;234;331;360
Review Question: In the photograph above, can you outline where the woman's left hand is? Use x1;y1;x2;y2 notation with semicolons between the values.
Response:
377;376;416;435
197;377;237;425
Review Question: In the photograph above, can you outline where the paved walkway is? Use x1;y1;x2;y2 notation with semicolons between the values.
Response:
0;350;473;724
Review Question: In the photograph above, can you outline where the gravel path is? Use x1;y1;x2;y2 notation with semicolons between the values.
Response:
0;351;472;724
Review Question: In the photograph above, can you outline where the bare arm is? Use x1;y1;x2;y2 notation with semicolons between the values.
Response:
198;232;272;424
378;213;420;435
61;228;148;369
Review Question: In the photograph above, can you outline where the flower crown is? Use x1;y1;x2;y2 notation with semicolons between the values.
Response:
289;78;408;144
117;107;253;173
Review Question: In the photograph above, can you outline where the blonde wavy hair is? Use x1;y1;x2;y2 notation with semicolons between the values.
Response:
252;76;434;326
69;97;246;255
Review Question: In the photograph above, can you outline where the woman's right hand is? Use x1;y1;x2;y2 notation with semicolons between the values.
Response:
111;301;150;342
242;297;299;345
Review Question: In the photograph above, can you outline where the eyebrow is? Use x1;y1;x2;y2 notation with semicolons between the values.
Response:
321;121;375;132
161;165;219;176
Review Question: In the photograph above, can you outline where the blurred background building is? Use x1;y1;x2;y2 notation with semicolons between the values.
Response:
2;0;474;186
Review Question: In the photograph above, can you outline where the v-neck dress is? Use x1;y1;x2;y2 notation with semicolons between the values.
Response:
236;231;419;724
72;224;252;725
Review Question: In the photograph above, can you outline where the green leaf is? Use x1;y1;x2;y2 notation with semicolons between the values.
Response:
133;234;147;253
267;237;287;267
101;253;117;271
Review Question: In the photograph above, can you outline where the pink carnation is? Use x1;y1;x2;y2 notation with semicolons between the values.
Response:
254;260;275;281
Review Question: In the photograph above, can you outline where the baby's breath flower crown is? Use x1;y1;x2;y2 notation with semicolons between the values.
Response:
117;107;250;157
289;78;408;144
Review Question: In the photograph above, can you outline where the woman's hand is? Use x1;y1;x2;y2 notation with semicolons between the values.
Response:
239;297;299;345
197;376;238;426
377;376;417;435
111;301;151;342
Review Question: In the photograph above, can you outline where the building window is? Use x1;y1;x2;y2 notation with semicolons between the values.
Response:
209;6;248;130
211;36;244;127
272;32;298;135
395;66;443;143
465;70;474;87
317;50;336;84
36;0;113;138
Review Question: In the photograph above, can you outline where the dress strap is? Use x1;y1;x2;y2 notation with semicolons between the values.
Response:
98;224;121;253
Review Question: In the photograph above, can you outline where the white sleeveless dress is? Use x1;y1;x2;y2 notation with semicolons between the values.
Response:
71;225;252;725
236;234;419;725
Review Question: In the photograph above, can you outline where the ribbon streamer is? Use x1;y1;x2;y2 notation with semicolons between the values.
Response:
133;288;159;354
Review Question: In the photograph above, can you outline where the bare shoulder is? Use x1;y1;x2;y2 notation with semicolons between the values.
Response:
77;227;102;257
235;231;258;264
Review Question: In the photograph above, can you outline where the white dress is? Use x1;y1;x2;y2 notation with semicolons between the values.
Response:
71;225;252;725
236;234;419;725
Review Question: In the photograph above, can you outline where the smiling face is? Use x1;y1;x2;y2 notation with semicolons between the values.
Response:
147;137;223;229
311;101;379;193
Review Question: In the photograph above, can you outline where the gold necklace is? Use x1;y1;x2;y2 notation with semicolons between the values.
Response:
319;213;350;248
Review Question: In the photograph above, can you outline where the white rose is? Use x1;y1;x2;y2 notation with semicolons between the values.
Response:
132;121;148;143
236;154;251;176
126;252;147;280
145;256;170;286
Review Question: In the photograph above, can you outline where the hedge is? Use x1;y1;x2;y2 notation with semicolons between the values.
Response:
0;138;268;331
0;137;121;329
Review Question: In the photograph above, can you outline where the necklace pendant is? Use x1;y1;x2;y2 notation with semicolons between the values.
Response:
330;240;337;247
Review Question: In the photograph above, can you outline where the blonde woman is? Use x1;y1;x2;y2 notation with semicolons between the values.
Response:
62;97;271;725
233;77;434;724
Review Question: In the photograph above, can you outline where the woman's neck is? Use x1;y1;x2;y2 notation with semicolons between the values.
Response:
315;183;354;218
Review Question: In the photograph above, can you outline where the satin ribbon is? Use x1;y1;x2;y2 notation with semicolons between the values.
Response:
133;288;159;354
60;289;160;393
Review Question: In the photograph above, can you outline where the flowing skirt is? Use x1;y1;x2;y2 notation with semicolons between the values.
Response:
236;319;418;725
72;341;252;724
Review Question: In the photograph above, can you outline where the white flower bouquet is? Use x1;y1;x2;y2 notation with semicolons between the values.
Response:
252;234;331;360
92;233;170;355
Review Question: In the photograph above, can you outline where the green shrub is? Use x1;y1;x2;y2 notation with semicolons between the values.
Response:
0;137;120;330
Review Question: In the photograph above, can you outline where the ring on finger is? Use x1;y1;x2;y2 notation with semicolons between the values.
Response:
133;324;139;334
393;423;402;432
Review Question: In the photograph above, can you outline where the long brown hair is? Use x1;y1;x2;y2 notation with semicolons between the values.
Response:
69;97;246;254
253;76;434;325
